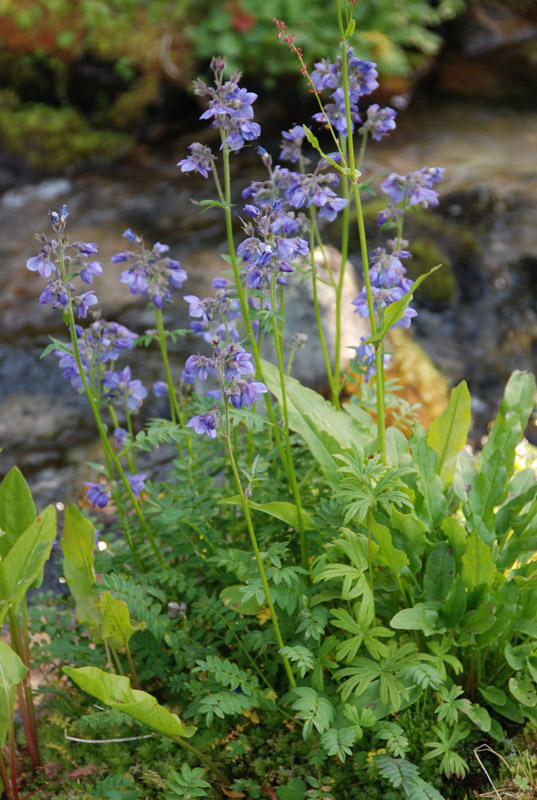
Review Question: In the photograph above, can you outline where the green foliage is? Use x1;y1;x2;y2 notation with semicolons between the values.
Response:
88;774;141;800
165;765;210;800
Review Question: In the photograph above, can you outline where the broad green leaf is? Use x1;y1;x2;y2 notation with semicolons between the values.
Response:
480;371;535;481
509;676;537;707
424;544;456;602
427;381;471;487
464;703;491;732
62;503;101;637
460;530;496;591
98;591;146;649
0;505;56;624
390;604;443;636
0;641;27;749
371;520;408;575
385;427;413;468
220;585;264;615
479;686;506;706
497;536;537;571
219;497;315;531
460;603;496;634
476;582;518;648
468;450;508;534
441;517;467;568
63;666;196;738
390;507;427;563
0;467;36;558
440;576;467;630
505;643;531;671
261;360;372;488
410;427;447;531
276;777;307;800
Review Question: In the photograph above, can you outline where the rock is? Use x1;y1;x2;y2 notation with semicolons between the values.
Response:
260;244;369;390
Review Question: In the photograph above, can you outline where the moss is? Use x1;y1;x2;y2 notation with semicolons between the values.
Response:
0;102;133;170
406;236;456;304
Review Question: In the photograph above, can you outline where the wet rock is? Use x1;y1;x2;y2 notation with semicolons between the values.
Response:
435;0;537;103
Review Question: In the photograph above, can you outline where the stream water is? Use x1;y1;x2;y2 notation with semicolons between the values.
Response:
1;98;536;511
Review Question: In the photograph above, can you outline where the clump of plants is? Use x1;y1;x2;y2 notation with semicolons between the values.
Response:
3;2;537;799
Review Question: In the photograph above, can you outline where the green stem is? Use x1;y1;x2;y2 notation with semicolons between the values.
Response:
219;139;291;482
222;397;296;689
172;735;229;785
309;210;336;403
270;279;308;569
337;0;386;457
124;642;141;690
66;305;166;569
154;306;192;458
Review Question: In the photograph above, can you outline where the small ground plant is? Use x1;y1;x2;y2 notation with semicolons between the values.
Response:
2;2;537;799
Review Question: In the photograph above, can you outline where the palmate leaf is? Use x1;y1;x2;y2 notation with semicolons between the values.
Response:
335;642;419;709
331;607;393;661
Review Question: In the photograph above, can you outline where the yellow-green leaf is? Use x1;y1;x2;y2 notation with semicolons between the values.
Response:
63;666;196;738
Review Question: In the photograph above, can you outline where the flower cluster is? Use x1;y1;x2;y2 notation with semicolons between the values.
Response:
103;365;148;411
177;55;260;179
56;319;138;391
237;200;309;290
311;47;378;137
184;279;240;343
378;167;444;225
352;239;417;380
185;340;268;438
26;204;102;317
352;239;416;328
113;229;187;308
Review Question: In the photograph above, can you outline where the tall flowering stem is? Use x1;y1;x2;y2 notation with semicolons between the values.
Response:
51;235;166;569
221;391;297;690
269;278;308;568
336;0;386;457
153;306;192;458
220;140;293;484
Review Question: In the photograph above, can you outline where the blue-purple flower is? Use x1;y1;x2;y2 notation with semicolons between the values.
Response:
114;232;187;307
127;472;147;498
186;411;218;439
103;366;147;410
359;104;397;141
380;168;444;209
85;481;111;509
178;142;214;179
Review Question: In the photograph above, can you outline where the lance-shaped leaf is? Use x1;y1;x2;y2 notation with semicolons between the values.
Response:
219;497;315;531
0;641;27;748
62;503;101;638
427;381;471;487
480;370;535;481
368;266;441;343
261;360;373;488
460;530;496;591
0;467;36;558
98;591;146;649
63;666;196;738
0;504;56;624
